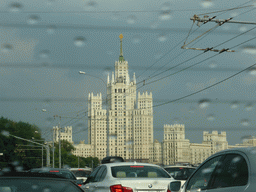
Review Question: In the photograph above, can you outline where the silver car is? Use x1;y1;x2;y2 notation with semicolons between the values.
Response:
169;147;255;192
82;162;175;192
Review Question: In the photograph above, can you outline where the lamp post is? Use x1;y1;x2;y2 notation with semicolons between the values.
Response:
32;137;45;167
8;134;50;167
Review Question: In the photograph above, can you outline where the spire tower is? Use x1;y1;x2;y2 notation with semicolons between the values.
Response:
119;34;125;62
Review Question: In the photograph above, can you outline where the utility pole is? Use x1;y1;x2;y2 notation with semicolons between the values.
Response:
53;115;61;168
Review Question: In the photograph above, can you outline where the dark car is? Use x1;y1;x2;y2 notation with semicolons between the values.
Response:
0;171;84;192
29;168;84;186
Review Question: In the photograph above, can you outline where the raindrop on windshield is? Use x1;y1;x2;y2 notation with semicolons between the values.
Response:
74;37;86;47
198;99;210;109
39;50;50;59
230;101;239;109
87;0;97;7
200;0;214;8
9;2;23;12
239;25;247;32
1;44;13;53
245;103;254;111
132;35;142;44
241;119;250;126
242;46;256;55
159;10;172;21
27;15;40;25
207;114;215;121
127;15;137;24
208;61;217;69
158;34;168;42
1;130;10;137
47;25;56;34
248;67;256;76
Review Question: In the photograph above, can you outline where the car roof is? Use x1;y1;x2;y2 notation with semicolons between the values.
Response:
0;171;70;179
164;165;196;168
100;162;163;168
70;168;92;170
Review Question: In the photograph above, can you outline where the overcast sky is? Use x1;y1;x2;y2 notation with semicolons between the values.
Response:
1;0;256;145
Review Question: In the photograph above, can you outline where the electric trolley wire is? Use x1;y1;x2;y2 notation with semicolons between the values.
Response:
153;62;256;108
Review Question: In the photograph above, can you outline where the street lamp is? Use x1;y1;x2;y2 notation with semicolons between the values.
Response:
32;137;45;168
7;133;50;167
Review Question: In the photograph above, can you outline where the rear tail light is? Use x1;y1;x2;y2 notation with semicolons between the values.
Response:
167;189;171;192
78;184;82;187
110;185;133;192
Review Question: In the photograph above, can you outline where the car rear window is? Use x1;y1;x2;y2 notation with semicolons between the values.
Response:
111;165;171;178
71;170;91;177
164;167;196;180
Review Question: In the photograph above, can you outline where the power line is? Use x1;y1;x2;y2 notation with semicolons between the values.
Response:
153;62;256;108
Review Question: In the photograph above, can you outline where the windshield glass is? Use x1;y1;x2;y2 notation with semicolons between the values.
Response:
0;0;255;179
0;178;81;192
111;165;171;178
71;170;91;177
164;167;196;180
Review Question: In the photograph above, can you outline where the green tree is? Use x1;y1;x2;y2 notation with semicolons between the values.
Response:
0;117;44;170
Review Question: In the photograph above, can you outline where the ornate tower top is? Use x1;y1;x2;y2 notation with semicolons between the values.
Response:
119;34;125;62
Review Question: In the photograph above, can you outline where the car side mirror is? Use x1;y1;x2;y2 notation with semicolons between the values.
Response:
169;181;181;192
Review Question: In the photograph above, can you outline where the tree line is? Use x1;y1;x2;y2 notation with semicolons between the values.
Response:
0;117;99;170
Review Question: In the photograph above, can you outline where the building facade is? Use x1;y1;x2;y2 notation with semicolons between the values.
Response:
86;34;154;162
53;126;72;143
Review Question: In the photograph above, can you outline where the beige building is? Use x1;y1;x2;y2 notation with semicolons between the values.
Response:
53;126;72;143
78;34;154;162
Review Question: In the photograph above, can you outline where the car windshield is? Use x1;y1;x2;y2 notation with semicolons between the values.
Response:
164;167;196;180
111;165;171;178
0;0;255;181
0;178;81;192
71;170;91;177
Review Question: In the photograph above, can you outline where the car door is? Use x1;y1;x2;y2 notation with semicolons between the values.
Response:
92;166;108;192
205;153;249;192
183;155;223;192
84;166;101;192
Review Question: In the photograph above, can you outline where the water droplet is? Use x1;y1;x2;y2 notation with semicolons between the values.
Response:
159;10;172;21
241;119;250;126
230;12;238;17
1;130;10;137
74;36;86;47
245;103;254;111
239;25;247;32
188;107;195;113
154;52;163;59
27;15;40;25
43;188;51;192
127;15;137;24
241;135;253;143
109;134;117;139
173;118;180;124
248;67;256;76
150;21;159;29
15;166;23;172
132;35;141;44
9;2;22;12
47;25;56;34
2;167;11;172
39;50;50;59
230;101;239;109
126;140;133;145
87;0;97;7
242;46;256;55
32;185;39;190
158;34;168;42
1;44;13;53
201;0;214;8
208;61;217;68
207;114;215;121
198;99;210;109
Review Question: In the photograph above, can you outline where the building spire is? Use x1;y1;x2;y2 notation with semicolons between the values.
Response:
119;34;125;62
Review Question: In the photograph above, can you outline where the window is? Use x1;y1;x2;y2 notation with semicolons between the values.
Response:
209;154;248;189
186;155;222;191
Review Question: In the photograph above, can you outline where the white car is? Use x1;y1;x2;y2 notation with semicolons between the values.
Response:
169;147;255;192
82;162;176;192
163;165;196;187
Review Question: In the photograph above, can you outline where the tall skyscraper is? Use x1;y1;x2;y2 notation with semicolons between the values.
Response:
88;34;154;162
